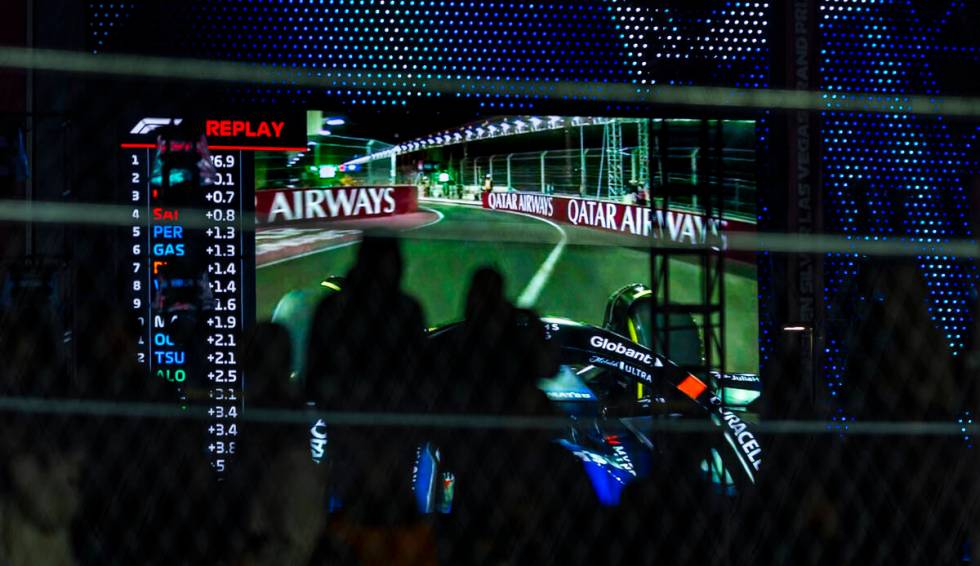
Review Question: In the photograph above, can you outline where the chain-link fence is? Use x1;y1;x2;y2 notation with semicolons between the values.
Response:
1;21;980;566
453;132;755;217
3;184;979;565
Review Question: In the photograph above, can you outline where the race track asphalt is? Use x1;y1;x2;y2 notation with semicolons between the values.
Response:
255;201;759;372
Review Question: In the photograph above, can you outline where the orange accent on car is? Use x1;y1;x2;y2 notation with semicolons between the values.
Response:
677;374;708;400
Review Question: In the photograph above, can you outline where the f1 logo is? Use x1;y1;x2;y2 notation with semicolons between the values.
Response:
130;117;183;135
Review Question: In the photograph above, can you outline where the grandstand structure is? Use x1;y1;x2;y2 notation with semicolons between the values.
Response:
342;116;654;199
338;115;755;220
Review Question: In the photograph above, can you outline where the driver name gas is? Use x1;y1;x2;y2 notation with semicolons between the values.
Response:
590;336;653;365
152;243;185;256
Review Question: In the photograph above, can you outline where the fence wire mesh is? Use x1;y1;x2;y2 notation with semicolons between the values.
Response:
1;39;980;566
2;200;979;565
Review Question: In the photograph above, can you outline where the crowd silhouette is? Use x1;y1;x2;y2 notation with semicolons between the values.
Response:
0;232;974;565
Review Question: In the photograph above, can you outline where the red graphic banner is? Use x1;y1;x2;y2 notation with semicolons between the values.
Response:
256;186;418;224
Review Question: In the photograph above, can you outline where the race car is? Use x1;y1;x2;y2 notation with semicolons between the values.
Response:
272;279;763;509
529;316;760;502
603;283;761;411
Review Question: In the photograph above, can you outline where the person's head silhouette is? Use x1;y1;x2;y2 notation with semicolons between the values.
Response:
347;234;404;293
465;266;507;321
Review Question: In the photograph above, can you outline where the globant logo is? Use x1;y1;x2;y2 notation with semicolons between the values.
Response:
589;335;653;365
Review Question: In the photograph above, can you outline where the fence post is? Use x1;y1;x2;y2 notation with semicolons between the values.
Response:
540;150;548;193
690;148;700;186
690;148;699;209
507;153;513;190
366;140;375;184
631;148;638;184
580;126;587;196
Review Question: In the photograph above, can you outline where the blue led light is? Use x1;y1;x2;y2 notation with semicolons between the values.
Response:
820;0;980;407
88;1;771;105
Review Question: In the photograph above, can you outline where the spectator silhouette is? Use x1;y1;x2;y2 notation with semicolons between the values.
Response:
306;235;433;563
840;184;961;560
73;299;176;402
65;299;213;565
0;416;84;566
744;182;968;565
0;300;200;565
603;457;724;566
0;307;64;397
241;321;300;409
306;234;427;413
74;399;211;565
835;253;964;565
232;435;336;566
425;267;555;416
226;321;354;566
425;267;596;565
0;309;82;566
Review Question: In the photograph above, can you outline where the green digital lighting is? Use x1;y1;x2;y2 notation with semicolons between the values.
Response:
701;448;735;487
721;387;761;407
438;172;451;183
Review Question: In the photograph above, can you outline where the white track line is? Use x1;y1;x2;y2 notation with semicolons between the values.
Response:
515;215;567;308
257;240;359;269
405;206;445;231
418;196;482;207
256;207;446;269
421;200;568;307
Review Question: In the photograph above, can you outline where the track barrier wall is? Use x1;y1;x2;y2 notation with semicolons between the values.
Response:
482;190;756;260
256;185;418;225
